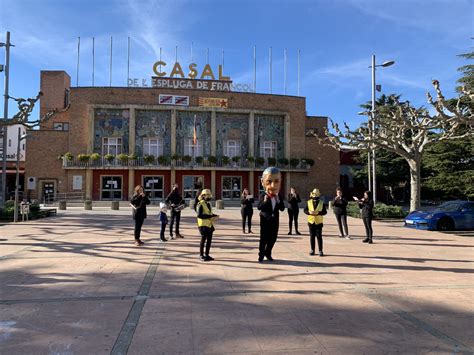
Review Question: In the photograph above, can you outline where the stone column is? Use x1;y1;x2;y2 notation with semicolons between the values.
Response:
170;170;176;188
211;109;217;155
171;109;177;155
284;113;290;159
88;106;95;153
249;170;254;195
211;170;216;196
249;111;255;158
85;169;93;200
129;107;136;154
128;169;135;199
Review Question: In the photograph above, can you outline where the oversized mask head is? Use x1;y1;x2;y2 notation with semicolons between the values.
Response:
261;167;281;197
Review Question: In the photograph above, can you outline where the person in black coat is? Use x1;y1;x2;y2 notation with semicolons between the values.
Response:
258;167;285;262
287;187;302;235
332;187;350;239
240;187;255;234
130;185;150;246
356;190;374;244
165;183;185;239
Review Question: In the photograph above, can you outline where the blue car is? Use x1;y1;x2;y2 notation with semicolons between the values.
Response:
404;200;474;231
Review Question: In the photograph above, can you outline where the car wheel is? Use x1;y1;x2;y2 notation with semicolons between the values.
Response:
437;217;454;231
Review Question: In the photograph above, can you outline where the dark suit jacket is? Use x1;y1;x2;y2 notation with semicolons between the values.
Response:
131;194;150;219
358;199;374;218
258;193;285;229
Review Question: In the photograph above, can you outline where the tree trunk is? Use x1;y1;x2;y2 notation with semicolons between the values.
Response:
407;158;422;212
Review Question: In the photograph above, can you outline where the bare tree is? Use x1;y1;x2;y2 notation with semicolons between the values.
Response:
324;80;473;212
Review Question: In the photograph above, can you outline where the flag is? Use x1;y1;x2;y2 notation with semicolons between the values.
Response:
193;114;197;146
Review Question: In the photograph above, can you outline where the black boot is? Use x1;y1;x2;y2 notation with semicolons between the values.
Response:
368;238;373;244
362;238;369;243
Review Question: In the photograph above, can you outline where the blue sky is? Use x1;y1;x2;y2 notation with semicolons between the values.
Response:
0;0;472;128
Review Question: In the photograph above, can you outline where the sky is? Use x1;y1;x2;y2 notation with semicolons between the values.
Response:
0;0;472;128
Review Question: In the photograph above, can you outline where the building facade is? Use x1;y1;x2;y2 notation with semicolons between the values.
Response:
24;71;339;203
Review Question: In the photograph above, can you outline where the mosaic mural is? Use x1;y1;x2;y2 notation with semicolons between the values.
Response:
135;110;172;156
254;114;285;158
94;109;129;153
216;113;249;157
176;111;211;156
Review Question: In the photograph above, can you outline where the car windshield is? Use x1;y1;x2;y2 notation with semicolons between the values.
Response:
436;202;462;212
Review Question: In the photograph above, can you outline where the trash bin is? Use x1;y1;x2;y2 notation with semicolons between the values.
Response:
84;200;92;210
58;200;67;210
111;200;120;210
215;200;224;209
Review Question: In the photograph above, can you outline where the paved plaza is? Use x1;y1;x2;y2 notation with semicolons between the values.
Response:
0;207;473;354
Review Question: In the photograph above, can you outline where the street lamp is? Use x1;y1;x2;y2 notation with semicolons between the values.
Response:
13;127;27;223
369;55;395;203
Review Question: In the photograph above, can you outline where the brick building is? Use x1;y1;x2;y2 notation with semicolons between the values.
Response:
24;71;339;203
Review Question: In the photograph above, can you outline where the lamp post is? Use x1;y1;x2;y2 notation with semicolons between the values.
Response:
13;126;27;223
370;55;395;203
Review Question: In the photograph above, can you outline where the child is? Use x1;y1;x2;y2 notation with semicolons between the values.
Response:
159;202;168;242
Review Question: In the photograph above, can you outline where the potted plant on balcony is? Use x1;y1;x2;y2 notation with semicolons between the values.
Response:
246;156;255;167
222;156;230;166
256;157;265;166
182;155;192;165
104;154;115;164
195;156;203;165
290;158;300;168
304;158;315;167
128;154;137;166
117;153;129;166
64;152;74;162
144;154;155;165
278;158;289;167
232;156;241;167
171;154;181;161
77;154;90;164
207;155;217;166
267;157;277;166
157;155;169;166
90;153;101;165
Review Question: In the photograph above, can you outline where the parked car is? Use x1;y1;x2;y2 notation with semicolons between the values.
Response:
404;200;474;231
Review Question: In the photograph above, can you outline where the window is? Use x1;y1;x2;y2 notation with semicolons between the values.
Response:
143;138;163;157
261;141;277;158
222;176;242;200
53;122;69;131
183;175;204;199
101;176;122;200
225;140;241;158
184;139;203;156
143;176;164;200
102;137;122;156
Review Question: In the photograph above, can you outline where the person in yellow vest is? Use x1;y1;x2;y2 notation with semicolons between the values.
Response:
196;188;218;261
304;188;327;256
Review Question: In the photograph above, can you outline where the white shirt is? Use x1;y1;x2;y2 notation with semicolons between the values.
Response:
271;196;277;210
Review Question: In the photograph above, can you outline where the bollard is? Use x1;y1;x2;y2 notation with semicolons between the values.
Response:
58;200;67;210
188;199;195;210
328;201;333;210
215;200;224;210
111;200;120;210
84;200;92;210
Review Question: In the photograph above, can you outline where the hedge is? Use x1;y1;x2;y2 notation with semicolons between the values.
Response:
346;201;407;219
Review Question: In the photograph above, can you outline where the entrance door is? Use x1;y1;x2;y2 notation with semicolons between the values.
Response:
222;176;241;200
42;182;55;203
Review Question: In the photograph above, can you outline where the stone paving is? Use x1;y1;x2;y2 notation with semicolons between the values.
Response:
0;207;473;354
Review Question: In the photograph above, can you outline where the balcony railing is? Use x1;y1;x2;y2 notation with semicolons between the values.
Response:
62;156;311;171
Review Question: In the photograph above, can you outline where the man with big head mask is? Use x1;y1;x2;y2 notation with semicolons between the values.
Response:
165;183;185;239
196;188;218;261
304;188;328;256
257;167;285;262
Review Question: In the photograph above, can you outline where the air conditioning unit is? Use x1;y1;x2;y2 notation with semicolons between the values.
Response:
27;177;37;190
